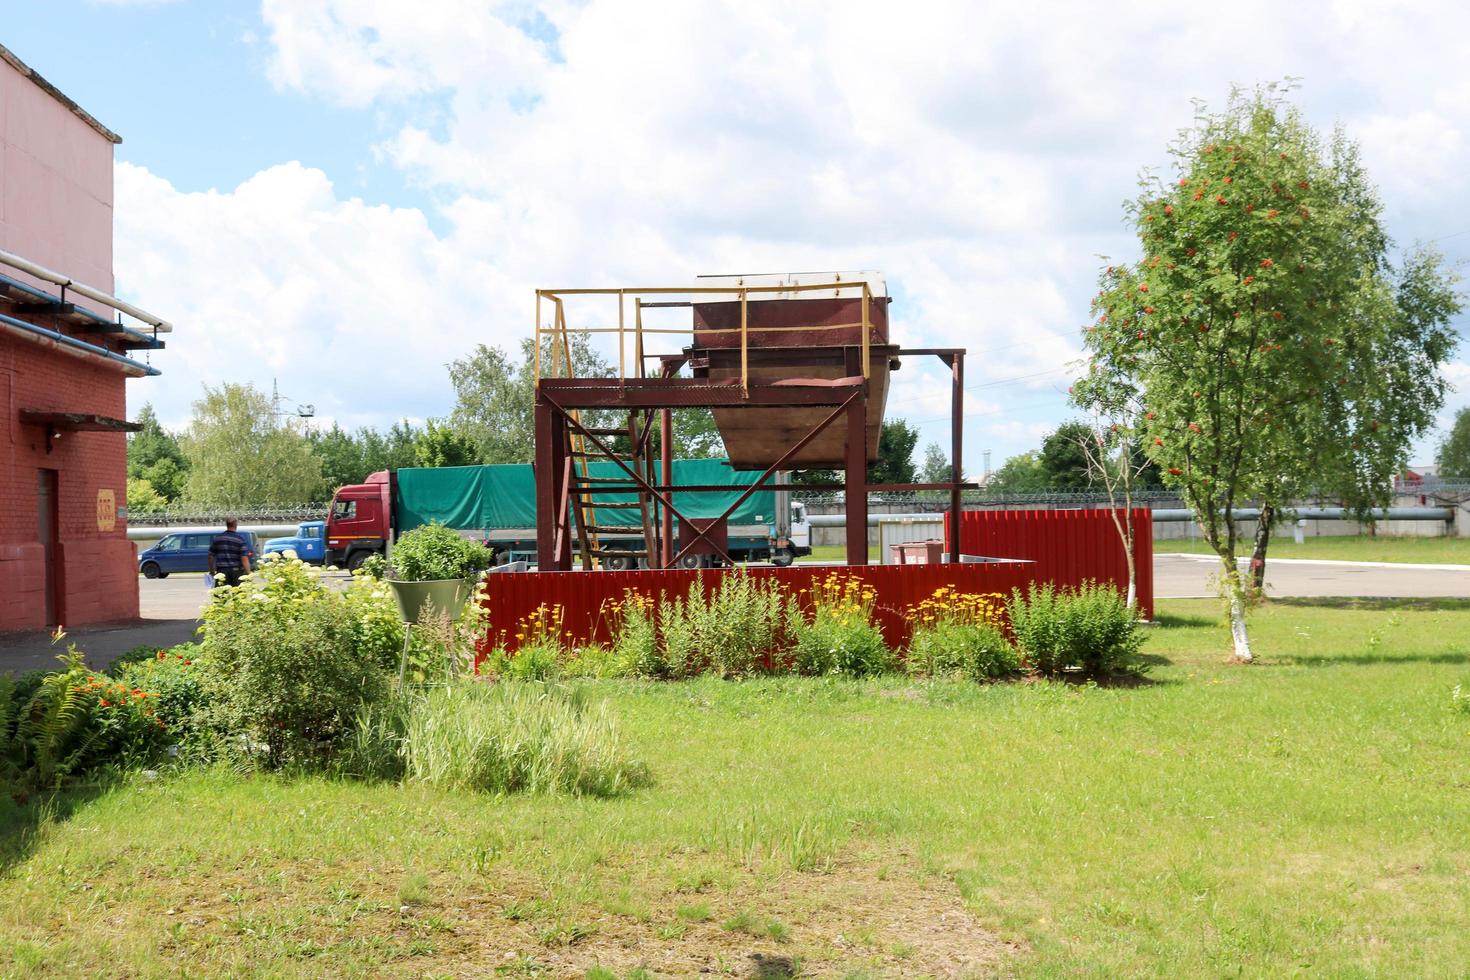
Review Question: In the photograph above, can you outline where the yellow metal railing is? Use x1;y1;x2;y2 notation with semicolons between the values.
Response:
534;279;878;392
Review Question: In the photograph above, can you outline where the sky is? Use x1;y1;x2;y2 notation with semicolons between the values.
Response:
6;0;1469;474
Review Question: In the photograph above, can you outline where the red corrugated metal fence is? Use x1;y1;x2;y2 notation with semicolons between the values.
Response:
479;561;1038;658
948;508;1154;619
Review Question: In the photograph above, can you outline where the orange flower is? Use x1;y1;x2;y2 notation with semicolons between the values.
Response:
1259;258;1274;268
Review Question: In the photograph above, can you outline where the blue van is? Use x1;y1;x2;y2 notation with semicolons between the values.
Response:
137;531;257;579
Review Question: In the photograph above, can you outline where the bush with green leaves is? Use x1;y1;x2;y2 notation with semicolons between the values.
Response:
1007;581;1144;676
198;558;390;766
905;587;1019;681
398;681;650;796
1;648;167;790
785;573;893;677
388;522;492;581
112;644;209;754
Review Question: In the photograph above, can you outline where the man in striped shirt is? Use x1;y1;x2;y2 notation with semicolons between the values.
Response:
207;518;252;587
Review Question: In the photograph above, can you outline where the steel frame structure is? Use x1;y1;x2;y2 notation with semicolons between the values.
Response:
533;346;970;570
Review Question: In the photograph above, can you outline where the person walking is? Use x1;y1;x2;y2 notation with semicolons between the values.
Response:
207;517;252;588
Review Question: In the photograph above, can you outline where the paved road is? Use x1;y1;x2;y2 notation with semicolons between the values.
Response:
3;559;1467;674
1155;554;1470;599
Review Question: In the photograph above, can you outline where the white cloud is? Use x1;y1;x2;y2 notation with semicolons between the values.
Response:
116;0;1470;467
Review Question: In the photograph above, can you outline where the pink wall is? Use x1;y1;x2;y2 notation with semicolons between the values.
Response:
0;51;136;630
0;55;115;312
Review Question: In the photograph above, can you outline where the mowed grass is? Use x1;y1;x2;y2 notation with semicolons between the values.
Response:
3;598;1470;976
1156;533;1470;565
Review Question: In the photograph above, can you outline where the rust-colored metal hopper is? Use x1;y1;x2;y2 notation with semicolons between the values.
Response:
690;278;895;470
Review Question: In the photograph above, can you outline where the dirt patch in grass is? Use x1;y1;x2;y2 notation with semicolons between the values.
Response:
415;853;1018;977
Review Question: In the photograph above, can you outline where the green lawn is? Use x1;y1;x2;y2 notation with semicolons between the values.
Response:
1156;533;1470;565
4;598;1470;976
801;543;879;563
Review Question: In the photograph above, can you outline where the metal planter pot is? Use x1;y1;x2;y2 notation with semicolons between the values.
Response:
386;578;470;624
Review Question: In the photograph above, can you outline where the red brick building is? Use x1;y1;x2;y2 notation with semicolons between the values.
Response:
0;45;171;630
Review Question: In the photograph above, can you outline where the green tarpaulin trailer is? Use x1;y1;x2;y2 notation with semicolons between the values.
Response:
392;458;778;533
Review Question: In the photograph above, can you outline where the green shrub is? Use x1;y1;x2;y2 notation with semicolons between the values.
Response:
561;644;641;679
112;644;209;753
1452;684;1470;716
400;681;650;797
603;592;661;677
501;639;560;681
110;644;161;671
389;522;492;582
905;586;1018;680
786;573;893;677
1008;581;1144;676
660;575;788;678
2;649;167;789
907;623;1019;680
199;559;389;766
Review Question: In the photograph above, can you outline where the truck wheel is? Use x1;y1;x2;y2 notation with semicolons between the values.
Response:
141;561;162;579
677;553;705;570
603;553;633;571
346;551;370;572
770;547;795;568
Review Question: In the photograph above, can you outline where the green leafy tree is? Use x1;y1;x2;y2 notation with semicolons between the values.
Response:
362;420;421;474
127;403;188;501
1075;84;1460;661
448;335;615;464
415;419;480;467
180;383;325;507
987;451;1048;493
869;419;919;484
125;477;167;515
1038;420;1097;491
919;441;953;483
308;423;369;489
1437;407;1470;478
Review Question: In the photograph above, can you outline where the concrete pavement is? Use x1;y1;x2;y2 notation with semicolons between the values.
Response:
1154;553;1470;599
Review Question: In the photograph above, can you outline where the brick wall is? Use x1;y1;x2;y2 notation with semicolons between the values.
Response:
0;339;137;629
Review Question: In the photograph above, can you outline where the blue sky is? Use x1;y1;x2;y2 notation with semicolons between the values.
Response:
7;1;1468;473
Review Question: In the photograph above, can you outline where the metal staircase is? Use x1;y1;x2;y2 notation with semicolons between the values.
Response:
543;307;657;569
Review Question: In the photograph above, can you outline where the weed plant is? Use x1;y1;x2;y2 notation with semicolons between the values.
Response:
905;588;1018;680
399;681;649;797
785;574;893;676
1008;581;1144;675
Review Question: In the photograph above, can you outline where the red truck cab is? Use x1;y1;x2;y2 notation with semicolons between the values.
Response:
325;470;393;569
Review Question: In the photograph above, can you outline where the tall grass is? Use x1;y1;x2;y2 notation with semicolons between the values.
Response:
400;682;650;797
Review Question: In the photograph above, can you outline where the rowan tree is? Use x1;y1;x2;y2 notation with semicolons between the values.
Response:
1074;84;1460;661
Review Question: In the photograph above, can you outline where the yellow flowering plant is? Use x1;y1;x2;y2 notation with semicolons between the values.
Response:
905;586;1019;681
786;573;893;677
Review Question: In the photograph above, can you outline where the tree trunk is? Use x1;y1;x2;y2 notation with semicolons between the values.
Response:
1229;585;1254;662
1249;503;1273;594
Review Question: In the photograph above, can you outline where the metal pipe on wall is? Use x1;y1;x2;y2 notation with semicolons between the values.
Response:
0;247;172;332
0;311;159;377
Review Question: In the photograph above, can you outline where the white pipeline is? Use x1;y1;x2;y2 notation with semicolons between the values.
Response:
0;247;172;333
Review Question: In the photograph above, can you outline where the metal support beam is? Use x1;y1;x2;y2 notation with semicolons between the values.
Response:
950;350;965;564
660;408;673;568
845;394;868;565
667;392;859;569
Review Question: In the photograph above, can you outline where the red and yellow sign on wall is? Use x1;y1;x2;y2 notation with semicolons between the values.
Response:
96;488;116;532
